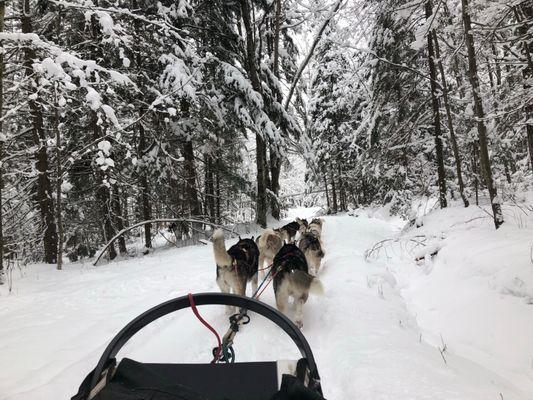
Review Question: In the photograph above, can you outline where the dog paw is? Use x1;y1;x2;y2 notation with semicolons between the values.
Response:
294;319;303;329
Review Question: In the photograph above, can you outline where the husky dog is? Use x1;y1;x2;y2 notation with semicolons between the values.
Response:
307;218;324;237
298;232;325;276
212;230;259;311
272;243;323;328
275;219;308;243
295;217;308;235
255;229;284;278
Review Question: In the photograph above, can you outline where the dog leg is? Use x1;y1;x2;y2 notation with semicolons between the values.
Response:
235;279;246;297
217;276;234;315
275;281;290;315
258;254;265;279
293;297;306;329
251;273;258;296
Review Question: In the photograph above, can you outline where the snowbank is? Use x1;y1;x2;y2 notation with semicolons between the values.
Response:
385;200;533;395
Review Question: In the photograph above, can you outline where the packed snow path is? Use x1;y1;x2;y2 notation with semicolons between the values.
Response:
0;212;528;399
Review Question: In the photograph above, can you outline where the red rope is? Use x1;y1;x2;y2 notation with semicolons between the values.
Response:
257;262;274;272
188;293;222;363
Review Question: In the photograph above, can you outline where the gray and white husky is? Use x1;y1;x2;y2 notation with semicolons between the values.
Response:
307;218;324;237
212;230;259;311
298;232;325;276
272;243;323;328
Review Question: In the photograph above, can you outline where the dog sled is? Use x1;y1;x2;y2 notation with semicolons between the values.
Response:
72;292;325;400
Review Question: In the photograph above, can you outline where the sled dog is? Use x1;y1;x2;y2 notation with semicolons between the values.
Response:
272;243;324;328
255;228;284;278
275;219;308;243
307;218;324;237
298;232;325;275
295;217;309;234
212;230;259;309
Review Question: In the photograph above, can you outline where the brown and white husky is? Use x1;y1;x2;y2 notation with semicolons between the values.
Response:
255;228;284;278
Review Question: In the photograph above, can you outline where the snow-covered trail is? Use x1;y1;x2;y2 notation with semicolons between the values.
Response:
0;213;528;399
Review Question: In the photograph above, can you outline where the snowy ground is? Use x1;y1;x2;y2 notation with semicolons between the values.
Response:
1;206;531;399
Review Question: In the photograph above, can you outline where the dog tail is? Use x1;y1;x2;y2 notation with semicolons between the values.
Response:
309;277;324;295
212;229;232;266
288;271;324;296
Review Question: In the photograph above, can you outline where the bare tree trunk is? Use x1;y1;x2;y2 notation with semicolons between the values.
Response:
91;111;116;260
205;155;216;222
426;0;447;209
54;85;63;270
337;164;346;211
255;136;268;227
514;3;533;170
472;145;479;206
323;173;331;211
112;186;126;255
215;158;221;224
432;31;469;207
21;0;58;262
526;105;533;172
269;0;283;220
98;186;116;260
137;115;152;248
330;169;338;213
180;101;202;222
182;139;202;218
0;0;5;279
461;0;503;228
269;149;281;219
240;0;267;227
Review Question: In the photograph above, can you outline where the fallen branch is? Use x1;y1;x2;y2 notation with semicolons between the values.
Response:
438;334;448;365
93;218;237;266
364;235;433;261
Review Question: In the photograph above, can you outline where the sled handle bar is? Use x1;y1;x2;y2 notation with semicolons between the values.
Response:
89;292;322;393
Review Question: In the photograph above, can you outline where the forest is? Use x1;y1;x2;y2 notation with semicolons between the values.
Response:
0;0;530;274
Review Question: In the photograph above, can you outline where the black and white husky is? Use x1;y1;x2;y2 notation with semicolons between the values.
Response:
274;218;308;243
272;243;323;328
212;230;259;311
